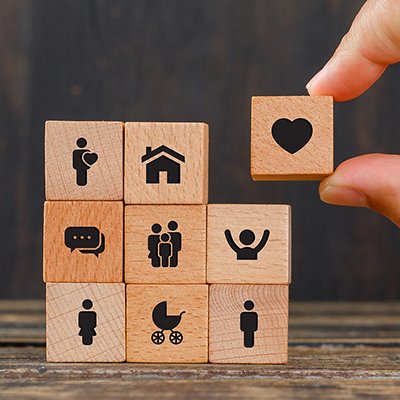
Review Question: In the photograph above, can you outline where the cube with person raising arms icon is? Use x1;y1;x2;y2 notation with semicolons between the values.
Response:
207;204;291;284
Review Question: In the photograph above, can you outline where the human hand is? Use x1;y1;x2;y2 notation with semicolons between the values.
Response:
307;0;400;226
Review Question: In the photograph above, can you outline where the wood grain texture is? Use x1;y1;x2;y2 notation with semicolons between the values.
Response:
126;285;208;363
45;121;124;200
207;204;291;284
124;122;208;204
251;96;333;180
209;285;288;364
125;205;206;284
43;201;123;283
2;301;400;398
46;283;125;362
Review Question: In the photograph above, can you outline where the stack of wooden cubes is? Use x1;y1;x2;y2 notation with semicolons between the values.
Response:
44;96;333;364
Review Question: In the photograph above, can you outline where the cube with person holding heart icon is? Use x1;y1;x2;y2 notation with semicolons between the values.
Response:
251;96;333;181
45;120;124;200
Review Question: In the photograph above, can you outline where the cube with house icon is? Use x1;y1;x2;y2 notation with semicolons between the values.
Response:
142;145;185;184
124;122;208;204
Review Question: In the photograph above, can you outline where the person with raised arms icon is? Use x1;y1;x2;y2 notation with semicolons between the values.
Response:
224;229;270;260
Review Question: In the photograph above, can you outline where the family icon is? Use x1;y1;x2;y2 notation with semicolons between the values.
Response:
148;221;182;268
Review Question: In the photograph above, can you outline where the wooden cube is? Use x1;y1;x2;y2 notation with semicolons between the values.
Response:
125;205;206;284
126;284;208;363
209;284;288;364
46;283;125;362
43;201;123;283
124;122;208;204
207;204;291;284
45;121;124;200
251;96;333;180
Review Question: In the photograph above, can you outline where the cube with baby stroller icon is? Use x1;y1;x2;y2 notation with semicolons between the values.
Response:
151;301;185;345
126;284;208;363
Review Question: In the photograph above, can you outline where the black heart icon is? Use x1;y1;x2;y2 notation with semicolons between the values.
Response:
83;152;98;166
271;118;313;154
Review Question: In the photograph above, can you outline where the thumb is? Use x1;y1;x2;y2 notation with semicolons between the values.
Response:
319;154;400;227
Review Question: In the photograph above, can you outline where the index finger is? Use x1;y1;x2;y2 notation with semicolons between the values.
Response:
307;0;400;101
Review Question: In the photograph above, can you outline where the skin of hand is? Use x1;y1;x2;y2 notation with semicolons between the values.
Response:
306;0;400;227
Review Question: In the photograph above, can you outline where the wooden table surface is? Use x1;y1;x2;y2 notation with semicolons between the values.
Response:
1;301;399;399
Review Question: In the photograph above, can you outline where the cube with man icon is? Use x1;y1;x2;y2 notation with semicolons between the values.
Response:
209;284;288;364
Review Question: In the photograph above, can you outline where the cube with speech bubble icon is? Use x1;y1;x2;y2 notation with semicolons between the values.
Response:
43;201;123;283
64;227;105;257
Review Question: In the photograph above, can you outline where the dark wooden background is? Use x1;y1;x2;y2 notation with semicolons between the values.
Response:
1;0;399;300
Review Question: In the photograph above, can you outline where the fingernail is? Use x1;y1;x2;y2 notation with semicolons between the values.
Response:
306;71;321;91
306;64;330;92
320;184;367;207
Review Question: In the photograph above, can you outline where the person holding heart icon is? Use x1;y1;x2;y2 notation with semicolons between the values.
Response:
73;137;99;186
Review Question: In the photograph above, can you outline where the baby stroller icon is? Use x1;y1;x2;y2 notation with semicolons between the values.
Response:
151;301;185;345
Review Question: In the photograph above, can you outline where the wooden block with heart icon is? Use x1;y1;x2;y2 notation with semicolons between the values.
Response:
45;120;124;200
251;96;333;181
207;204;291;284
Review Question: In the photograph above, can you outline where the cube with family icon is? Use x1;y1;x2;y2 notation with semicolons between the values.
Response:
124;205;207;284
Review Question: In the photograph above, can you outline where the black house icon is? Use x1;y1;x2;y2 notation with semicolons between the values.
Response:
141;145;186;184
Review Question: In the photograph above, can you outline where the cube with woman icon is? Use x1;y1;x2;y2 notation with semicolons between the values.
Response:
46;283;125;362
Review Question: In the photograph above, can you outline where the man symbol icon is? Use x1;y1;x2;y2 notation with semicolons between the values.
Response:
240;300;258;348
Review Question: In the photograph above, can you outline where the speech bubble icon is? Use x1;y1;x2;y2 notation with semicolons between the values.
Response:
64;227;100;252
79;233;105;258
